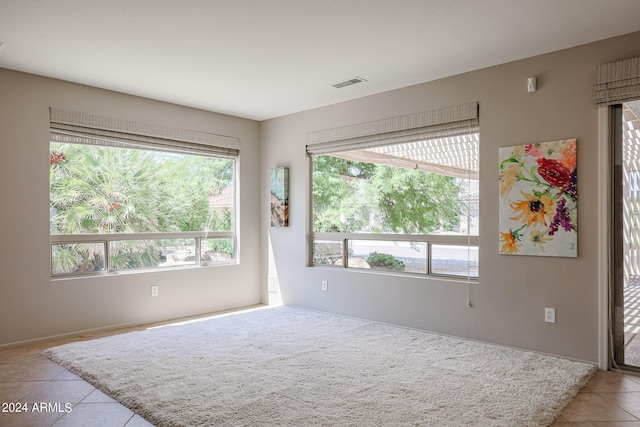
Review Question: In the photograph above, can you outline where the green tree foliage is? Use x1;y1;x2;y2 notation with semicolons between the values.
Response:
49;143;233;272
50;145;174;234
312;155;467;234
368;166;464;234
159;155;234;232
312;156;376;232
50;144;233;234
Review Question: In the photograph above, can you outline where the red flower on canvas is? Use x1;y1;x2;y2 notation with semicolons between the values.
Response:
537;158;571;189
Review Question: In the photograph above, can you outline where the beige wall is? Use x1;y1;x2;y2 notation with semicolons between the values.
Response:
0;69;262;347
260;31;640;364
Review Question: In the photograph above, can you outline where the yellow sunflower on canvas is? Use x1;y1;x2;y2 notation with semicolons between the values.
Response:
509;192;554;228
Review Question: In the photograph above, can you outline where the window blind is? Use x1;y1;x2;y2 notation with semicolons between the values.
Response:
594;56;640;105
306;102;479;156
50;108;240;158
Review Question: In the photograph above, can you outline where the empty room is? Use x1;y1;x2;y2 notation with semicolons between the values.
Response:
3;1;640;426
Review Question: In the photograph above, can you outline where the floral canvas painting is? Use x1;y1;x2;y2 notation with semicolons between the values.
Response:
498;139;577;257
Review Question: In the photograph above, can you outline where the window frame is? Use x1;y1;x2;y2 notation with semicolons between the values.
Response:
49;108;240;278
50;231;238;278
310;232;478;280
306;103;479;281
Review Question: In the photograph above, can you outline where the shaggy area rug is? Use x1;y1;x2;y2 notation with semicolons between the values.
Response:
43;306;596;426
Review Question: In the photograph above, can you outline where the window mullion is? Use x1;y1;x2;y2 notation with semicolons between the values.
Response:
104;241;110;273
342;239;349;268
195;237;202;266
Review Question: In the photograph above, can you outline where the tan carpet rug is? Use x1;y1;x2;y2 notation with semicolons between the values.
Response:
43;306;596;426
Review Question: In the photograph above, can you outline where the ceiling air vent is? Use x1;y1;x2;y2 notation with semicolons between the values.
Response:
331;77;367;89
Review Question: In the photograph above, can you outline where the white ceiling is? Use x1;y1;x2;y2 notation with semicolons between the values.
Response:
1;0;640;121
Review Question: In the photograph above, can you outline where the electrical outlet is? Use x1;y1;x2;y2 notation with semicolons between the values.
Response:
544;307;556;323
151;285;159;297
321;280;328;291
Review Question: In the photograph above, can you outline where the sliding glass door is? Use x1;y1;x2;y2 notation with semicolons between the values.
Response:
613;100;640;369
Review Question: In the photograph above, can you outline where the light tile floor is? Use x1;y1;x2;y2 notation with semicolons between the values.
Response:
2;317;640;427
551;370;640;426
0;333;155;427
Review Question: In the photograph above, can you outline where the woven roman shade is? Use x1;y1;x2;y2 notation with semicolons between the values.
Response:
306;102;479;178
50;108;240;158
594;57;640;105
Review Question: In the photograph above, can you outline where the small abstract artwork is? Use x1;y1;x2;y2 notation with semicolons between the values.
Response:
270;167;289;227
498;139;577;257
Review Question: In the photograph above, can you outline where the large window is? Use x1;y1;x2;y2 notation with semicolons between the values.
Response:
307;103;479;279
49;109;239;277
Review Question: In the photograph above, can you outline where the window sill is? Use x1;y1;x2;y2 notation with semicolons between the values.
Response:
307;264;478;284
50;260;238;281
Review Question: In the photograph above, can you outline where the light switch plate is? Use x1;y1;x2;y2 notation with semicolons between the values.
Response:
545;307;556;323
